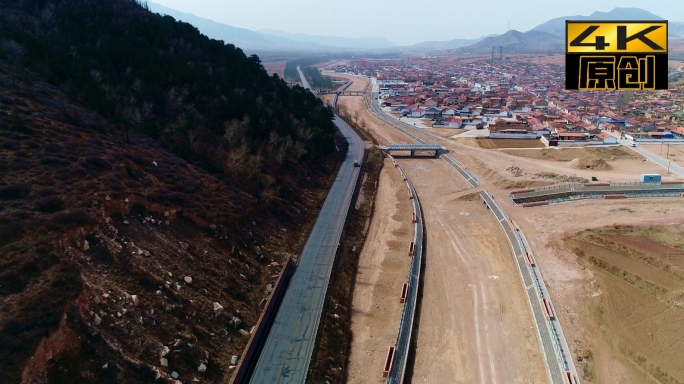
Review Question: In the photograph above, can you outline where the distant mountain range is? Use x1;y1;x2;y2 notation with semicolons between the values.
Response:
460;7;684;54
256;29;395;50
145;3;684;54
406;36;496;51
461;30;564;54
531;7;684;38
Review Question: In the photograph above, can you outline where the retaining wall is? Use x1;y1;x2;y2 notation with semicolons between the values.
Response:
229;257;294;384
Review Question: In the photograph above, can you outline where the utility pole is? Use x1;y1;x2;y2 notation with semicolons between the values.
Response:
668;160;672;174
667;143;670;159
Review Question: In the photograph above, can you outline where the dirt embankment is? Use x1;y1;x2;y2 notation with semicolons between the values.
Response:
308;117;385;384
346;156;413;383
0;61;344;383
566;225;684;384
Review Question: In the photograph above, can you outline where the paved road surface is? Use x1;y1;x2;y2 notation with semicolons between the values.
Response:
248;68;365;384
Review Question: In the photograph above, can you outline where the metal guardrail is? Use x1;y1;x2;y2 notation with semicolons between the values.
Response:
386;155;424;384
510;183;684;204
480;192;580;384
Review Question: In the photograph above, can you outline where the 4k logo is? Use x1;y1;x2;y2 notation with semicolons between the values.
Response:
566;21;668;53
565;21;668;90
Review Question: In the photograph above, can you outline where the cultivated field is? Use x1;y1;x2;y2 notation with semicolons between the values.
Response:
422;127;466;137
261;60;286;78
566;225;684;383
477;138;546;149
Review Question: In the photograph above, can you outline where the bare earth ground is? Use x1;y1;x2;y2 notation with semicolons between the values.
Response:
347;158;413;383
640;143;684;168
566;225;684;384
261;61;285;78
423;127;466;137
503;200;684;384
322;72;368;92
476;138;546;149
400;159;547;384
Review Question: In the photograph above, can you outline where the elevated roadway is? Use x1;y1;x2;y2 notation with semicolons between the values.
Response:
510;182;684;204
247;68;364;384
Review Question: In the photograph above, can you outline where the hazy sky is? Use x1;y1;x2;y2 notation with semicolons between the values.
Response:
150;0;684;45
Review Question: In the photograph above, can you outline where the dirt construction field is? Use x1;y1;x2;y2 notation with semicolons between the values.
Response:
477;138;546;149
640;143;684;168
400;158;548;384
565;225;684;384
346;158;413;383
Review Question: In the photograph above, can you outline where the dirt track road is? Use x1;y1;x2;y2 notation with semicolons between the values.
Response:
400;159;547;383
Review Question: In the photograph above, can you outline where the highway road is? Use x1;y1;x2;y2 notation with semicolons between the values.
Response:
510;182;684;202
247;68;365;384
370;92;446;143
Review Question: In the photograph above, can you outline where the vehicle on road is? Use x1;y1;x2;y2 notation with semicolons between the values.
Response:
354;160;360;167
630;142;637;147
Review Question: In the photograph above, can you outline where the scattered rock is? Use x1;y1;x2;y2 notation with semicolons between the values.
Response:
123;220;129;225
164;211;169;217
231;356;238;365
160;358;168;367
152;161;158;167
93;295;101;305
179;241;189;250
194;378;200;382
239;329;249;336
105;195;111;201
230;316;241;328
184;276;193;284
83;240;90;251
102;363;108;369
213;302;223;316
198;363;207;373
94;314;102;326
161;346;170;357
266;284;273;293
171;371;179;379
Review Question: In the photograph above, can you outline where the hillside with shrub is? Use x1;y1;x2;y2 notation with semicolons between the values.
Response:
0;0;346;382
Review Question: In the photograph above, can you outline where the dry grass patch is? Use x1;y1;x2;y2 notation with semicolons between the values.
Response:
477;138;546;149
566;225;684;383
502;146;637;161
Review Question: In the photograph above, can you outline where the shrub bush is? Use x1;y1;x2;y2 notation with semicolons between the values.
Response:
46;209;96;230
35;195;65;213
0;183;30;199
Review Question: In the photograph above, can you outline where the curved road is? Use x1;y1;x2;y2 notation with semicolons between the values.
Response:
248;68;365;384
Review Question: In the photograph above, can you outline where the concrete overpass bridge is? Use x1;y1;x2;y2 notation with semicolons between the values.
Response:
337;90;366;96
379;144;448;158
